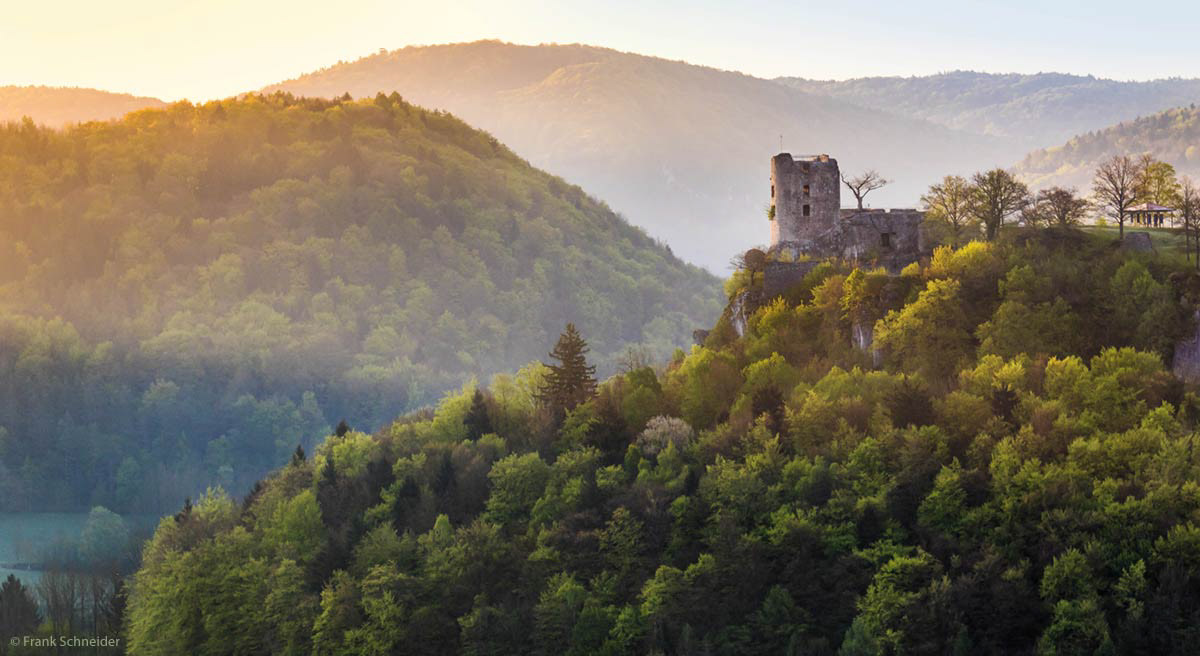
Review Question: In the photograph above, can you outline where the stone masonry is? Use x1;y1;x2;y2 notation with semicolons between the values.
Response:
765;153;931;296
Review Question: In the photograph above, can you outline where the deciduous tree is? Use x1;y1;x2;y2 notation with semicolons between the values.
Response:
922;175;978;244
1093;155;1139;239
842;170;890;210
1024;187;1089;229
970;169;1030;240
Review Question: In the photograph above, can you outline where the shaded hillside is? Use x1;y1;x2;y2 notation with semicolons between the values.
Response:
127;234;1200;655
265;41;1010;271
0;93;721;513
780;72;1200;150
1014;104;1200;191
0;85;165;127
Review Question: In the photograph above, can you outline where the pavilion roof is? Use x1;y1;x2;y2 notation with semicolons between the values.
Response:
1128;202;1176;212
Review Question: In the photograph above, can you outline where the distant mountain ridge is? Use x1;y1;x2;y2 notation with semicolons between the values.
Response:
0;85;165;127
777;71;1200;150
266;41;1015;271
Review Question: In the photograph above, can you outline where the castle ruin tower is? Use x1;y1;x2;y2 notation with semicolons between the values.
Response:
769;153;840;249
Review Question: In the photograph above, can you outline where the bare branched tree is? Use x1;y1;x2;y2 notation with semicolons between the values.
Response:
1181;176;1200;268
841;170;890;210
1025;187;1089;229
1092;154;1139;239
921;175;978;244
970;169;1030;240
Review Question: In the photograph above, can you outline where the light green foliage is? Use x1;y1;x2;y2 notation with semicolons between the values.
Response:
874;279;974;380
126;236;1200;654
1041;549;1096;602
485;453;551;524
261;489;324;562
667;347;742;430
321;431;381;479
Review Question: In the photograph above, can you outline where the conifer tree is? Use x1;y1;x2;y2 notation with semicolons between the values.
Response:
291;444;306;466
0;574;40;647
537;323;598;415
464;389;493;440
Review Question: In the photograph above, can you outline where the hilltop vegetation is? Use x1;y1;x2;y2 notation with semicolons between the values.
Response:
779;72;1200;150
265;40;1009;270
1015;105;1200;192
0;93;721;513
124;231;1200;654
0;85;164;127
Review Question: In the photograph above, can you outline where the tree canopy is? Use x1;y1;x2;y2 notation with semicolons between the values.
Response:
0;93;721;513
125;230;1200;654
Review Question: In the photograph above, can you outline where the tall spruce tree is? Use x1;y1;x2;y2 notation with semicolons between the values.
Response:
464;389;493;440
537;323;598;416
0;574;41;646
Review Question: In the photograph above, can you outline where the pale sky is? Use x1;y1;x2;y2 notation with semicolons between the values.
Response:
3;0;1198;101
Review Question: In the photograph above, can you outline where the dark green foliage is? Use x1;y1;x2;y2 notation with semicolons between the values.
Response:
0;574;40;647
463;390;493;441
537;323;598;417
0;93;721;514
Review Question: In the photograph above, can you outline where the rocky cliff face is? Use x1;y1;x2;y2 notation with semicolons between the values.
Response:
1173;310;1200;383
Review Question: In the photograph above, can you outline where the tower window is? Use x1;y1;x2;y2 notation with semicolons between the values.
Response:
803;184;810;198
881;233;892;248
802;205;811;217
771;184;775;198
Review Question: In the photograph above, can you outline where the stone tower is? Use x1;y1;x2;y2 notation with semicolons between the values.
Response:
769;153;840;248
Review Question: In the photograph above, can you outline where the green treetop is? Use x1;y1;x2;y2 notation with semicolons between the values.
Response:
537;323;598;416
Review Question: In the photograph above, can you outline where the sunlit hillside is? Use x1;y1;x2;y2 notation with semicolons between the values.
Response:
0;93;722;513
0;85;165;126
1015;105;1200;191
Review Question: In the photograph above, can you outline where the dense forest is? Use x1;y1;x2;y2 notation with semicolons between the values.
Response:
1016;105;1200;192
0;85;163;127
264;40;1008;270
123;228;1200;654
780;72;1200;150
0;93;721;513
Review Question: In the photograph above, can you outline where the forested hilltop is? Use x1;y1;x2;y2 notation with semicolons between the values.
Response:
126;230;1200;654
0;93;721;513
1015;105;1200;192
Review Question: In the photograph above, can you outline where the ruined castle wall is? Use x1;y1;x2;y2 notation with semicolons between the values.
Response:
770;154;840;247
833;209;928;272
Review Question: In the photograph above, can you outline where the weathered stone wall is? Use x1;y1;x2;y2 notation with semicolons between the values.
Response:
768;209;929;277
770;153;840;247
832;209;928;273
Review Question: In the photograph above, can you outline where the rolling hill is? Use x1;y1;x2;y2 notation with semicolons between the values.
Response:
778;71;1200;151
0;92;722;513
1014;104;1200;191
265;41;1014;271
0;85;165;126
